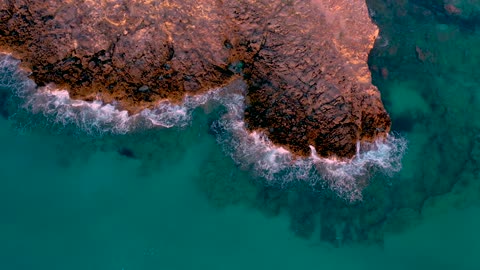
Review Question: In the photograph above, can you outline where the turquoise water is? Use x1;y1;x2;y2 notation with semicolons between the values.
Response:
2;1;480;269
1;114;480;270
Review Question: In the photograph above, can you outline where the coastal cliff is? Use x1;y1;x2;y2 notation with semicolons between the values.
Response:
0;0;390;159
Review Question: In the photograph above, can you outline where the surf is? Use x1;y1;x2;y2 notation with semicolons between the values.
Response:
0;53;407;201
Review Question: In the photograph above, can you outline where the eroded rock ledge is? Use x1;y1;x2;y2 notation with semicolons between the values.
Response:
0;0;390;159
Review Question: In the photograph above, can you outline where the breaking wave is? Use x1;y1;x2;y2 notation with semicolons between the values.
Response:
211;91;407;201
0;53;406;200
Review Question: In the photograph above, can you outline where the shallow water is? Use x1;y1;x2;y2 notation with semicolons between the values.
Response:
0;114;479;270
2;0;480;269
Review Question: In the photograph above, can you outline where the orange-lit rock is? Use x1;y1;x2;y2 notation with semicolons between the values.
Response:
0;0;390;159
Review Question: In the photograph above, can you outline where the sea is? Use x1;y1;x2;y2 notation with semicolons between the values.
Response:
1;1;480;269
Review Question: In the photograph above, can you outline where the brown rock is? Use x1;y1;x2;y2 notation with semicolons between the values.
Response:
0;0;390;159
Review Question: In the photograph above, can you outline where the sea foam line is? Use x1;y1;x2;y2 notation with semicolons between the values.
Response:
1;54;230;134
1;53;406;200
212;91;407;201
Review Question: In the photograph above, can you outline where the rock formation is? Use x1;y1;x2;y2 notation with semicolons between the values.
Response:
0;0;390;159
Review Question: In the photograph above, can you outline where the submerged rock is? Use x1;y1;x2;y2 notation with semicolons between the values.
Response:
0;0;390;159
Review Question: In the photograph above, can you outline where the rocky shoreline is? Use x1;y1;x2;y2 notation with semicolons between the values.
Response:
0;0;390;159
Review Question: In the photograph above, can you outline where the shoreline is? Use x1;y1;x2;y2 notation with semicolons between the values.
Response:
0;0;391;159
1;52;406;201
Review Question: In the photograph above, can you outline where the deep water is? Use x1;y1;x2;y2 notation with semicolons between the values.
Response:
1;0;480;269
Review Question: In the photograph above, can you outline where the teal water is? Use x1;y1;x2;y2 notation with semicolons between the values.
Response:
2;1;480;269
1;114;480;270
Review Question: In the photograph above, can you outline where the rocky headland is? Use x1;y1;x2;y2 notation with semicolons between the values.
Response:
0;0;390;159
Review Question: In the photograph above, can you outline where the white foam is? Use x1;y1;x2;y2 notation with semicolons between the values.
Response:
22;85;238;135
1;53;236;134
0;54;36;95
1;53;406;200
211;85;407;201
22;86;132;135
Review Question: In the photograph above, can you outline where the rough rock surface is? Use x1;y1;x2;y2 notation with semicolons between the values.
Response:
0;0;390;159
